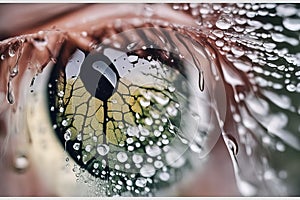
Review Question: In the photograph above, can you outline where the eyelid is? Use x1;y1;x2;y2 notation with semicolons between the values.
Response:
24;4;200;36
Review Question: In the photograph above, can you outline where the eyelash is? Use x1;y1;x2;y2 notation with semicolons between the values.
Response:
1;3;300;197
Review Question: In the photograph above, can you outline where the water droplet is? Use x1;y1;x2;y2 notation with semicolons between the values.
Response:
159;172;170;181
0;54;5;60
128;55;139;63
154;130;161;137
140;99;150;107
276;142;286;152
97;144;110;156
81;31;88;37
283;18;300;31
224;134;239;155
127;42;139;50
7;81;14;104
64;130;71;141
154;160;164;169
139;126;150;136
144;5;154;17
145;117;153;125
286;84;296;92
153;94;169;106
135;177;147;188
199;70;205;91
140;164;155;177
166;150;186;168
145;145;162;157
8;46;16;57
216;17;232;30
117;152;128;163
73;143;80;151
132;154;143;164
14;155;29;172
276;4;297;17
231;46;245;57
215;40;224;47
127;123;140;135
126;180;133;186
85;144;92;152
57;90;64;97
212;29;224;38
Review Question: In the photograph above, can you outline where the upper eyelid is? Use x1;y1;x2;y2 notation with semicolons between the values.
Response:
24;4;200;35
0;5;199;110
0;3;208;73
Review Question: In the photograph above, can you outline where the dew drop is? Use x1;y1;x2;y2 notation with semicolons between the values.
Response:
117;152;128;163
73;143;80;151
140;164;155;177
276;4;297;17
64;130;71;141
140;99;150;107
81;31;88;37
132;154;143;164
8;46;16;57
215;40;224;47
127;42;138;50
199;70;205;91
159;172;170;181
145;145;162;157
135;177;147;188
283;18;300;31
216;17;232;30
7;85;15;104
85;144;92;152
286;84;296;92
97;144;110;156
128;55;139;63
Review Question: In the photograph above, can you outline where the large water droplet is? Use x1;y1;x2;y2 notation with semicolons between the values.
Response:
283;18;300;31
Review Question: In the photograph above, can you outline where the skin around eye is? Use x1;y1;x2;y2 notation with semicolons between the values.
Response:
1;3;300;197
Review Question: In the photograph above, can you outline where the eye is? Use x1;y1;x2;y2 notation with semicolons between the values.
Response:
0;3;300;197
47;26;217;196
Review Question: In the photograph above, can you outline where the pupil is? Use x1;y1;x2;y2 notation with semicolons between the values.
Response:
80;53;119;101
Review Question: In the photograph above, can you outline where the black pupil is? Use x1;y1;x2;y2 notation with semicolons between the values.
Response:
80;53;119;101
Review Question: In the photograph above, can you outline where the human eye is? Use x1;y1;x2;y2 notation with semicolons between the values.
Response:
0;3;300;197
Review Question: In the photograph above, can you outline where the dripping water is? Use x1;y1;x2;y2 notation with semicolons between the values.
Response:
7;80;14;104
